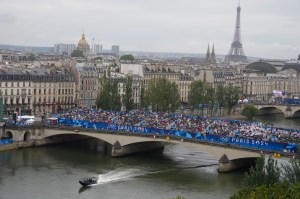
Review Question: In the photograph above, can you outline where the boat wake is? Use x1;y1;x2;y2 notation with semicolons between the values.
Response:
92;168;146;186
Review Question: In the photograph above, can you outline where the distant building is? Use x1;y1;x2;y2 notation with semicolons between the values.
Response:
54;43;76;55
77;33;90;56
111;45;120;56
205;44;217;65
120;63;144;78
0;66;76;116
74;63;98;108
92;44;102;55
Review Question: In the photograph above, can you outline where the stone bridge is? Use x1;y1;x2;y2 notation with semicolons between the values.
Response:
3;126;281;172
255;104;300;119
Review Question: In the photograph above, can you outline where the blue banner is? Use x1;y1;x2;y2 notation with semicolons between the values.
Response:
0;138;13;145
58;118;296;152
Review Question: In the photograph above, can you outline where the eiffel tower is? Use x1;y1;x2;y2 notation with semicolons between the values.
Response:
225;1;247;63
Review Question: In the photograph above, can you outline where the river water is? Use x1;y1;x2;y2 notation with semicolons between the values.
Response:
0;114;298;199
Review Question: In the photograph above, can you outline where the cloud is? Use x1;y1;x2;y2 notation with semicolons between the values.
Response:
0;0;299;59
0;13;16;24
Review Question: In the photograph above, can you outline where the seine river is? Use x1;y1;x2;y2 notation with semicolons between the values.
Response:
0;114;298;199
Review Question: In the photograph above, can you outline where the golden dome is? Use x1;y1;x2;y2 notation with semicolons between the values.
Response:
78;33;89;46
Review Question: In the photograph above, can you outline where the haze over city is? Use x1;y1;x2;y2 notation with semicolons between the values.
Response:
0;0;299;59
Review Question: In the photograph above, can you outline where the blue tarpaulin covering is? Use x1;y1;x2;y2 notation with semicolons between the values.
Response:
0;138;13;145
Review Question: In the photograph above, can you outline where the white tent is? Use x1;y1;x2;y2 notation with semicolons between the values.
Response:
26;119;35;125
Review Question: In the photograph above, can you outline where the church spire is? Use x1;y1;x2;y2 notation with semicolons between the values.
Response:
211;44;216;64
206;44;211;64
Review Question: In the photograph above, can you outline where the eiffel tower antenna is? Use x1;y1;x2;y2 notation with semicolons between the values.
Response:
225;0;247;63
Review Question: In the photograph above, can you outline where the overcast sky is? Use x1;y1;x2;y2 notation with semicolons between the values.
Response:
0;0;299;59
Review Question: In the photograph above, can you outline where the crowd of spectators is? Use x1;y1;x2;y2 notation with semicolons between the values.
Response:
58;109;300;144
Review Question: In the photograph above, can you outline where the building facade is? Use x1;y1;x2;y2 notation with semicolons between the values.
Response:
0;66;76;116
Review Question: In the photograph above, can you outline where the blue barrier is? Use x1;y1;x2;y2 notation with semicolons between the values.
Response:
57;118;297;153
0;138;13;145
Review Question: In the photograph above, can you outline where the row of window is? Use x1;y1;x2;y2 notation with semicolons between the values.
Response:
0;81;75;88
0;75;74;82
33;88;74;95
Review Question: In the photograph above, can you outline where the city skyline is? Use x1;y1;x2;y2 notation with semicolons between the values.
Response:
0;0;299;59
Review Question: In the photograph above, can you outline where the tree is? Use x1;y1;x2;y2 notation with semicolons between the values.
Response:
145;77;180;112
120;54;134;61
231;182;300;199
168;82;181;112
224;85;239;115
241;105;258;120
282;149;300;184
188;80;206;108
96;70;121;111
241;155;280;189
122;76;135;111
71;49;84;57
216;84;226;116
140;86;148;109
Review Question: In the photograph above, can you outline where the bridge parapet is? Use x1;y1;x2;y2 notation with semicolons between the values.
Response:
255;104;300;119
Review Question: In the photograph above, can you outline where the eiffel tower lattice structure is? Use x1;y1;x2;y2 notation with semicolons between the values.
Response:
225;2;247;63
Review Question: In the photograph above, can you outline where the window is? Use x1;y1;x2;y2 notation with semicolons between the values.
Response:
21;89;26;96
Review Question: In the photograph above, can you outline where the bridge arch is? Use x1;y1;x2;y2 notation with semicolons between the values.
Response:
292;108;300;118
5;131;13;139
24;131;31;141
257;106;285;115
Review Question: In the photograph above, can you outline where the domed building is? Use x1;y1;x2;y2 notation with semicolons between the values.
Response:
77;33;90;56
244;61;277;74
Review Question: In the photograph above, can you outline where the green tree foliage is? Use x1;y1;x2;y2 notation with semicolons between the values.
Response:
168;82;181;112
122;76;135;111
241;156;280;189
241;155;266;189
282;153;300;184
216;84;226;115
120;54;134;61
96;70;121;111
241;105;258;120
71;49;84;57
188;80;206;107
145;77;180;112
224;85;239;115
140;86;147;109
232;155;283;199
188;80;214;108
231;182;300;199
